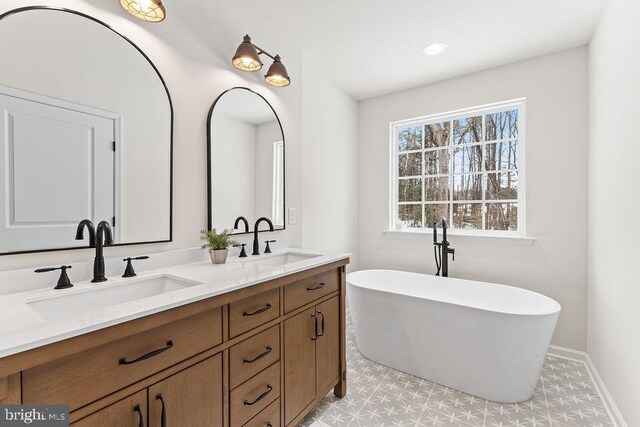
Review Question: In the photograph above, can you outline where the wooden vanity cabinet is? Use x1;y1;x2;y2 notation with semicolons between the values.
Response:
315;297;341;394
2;260;348;427
283;307;316;424
284;296;341;425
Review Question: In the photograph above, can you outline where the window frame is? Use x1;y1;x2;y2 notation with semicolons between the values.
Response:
389;98;527;236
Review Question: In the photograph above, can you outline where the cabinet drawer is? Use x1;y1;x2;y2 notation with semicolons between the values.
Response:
23;307;222;411
243;398;280;427
229;288;280;338
230;362;280;427
230;325;280;389
284;269;340;313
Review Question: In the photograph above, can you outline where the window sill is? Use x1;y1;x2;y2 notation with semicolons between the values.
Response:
383;229;536;246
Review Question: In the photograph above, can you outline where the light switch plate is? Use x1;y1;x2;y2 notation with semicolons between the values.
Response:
288;208;297;225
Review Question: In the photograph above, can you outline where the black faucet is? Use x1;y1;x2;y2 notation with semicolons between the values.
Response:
233;216;250;233
252;217;274;255
75;219;95;246
433;218;455;277
75;219;113;283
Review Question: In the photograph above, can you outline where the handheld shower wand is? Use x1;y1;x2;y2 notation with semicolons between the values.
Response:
433;223;442;276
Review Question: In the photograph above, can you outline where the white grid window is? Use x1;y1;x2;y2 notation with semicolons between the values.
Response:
390;99;526;235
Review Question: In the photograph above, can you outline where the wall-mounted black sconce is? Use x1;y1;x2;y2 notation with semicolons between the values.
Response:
232;35;291;87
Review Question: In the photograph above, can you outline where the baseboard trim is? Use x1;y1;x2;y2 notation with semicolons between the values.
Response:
548;345;627;427
547;344;589;362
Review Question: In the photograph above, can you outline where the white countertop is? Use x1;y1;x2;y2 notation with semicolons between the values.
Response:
0;248;349;359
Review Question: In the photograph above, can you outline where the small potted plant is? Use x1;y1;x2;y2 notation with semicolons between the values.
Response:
201;229;237;264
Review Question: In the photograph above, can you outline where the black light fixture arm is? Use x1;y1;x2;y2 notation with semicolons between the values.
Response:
252;44;277;61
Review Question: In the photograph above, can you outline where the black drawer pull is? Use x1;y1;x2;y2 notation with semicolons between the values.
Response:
243;303;272;317
243;346;272;364
318;311;326;337
133;405;144;427
267;423;272;427
307;282;325;291
244;384;273;406
311;313;318;341
119;341;173;365
156;394;166;427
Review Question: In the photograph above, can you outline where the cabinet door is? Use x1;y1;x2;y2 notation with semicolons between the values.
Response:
283;307;316;425
315;296;340;395
148;354;223;427
0;374;20;404
72;390;147;427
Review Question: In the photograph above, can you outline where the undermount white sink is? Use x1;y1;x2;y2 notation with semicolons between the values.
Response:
27;275;200;321
248;252;320;267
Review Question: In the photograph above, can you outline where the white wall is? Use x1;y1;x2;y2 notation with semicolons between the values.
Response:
358;47;589;350
0;0;306;271
588;0;640;423
302;57;359;269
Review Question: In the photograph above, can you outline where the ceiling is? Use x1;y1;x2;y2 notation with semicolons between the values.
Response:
225;0;608;100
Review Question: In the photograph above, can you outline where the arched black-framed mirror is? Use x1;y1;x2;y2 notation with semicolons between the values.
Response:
0;6;173;255
207;87;286;235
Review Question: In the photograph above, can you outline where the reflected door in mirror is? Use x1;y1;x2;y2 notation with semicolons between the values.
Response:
0;92;115;252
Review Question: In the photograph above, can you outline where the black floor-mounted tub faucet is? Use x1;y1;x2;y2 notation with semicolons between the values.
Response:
433;218;455;277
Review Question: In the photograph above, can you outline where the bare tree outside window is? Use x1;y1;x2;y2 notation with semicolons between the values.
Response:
393;102;523;233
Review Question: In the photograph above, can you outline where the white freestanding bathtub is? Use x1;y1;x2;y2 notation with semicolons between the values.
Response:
347;270;561;403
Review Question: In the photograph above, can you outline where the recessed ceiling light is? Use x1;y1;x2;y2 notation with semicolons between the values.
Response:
423;42;447;56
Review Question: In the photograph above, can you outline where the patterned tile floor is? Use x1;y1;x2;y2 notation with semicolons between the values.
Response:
301;314;614;427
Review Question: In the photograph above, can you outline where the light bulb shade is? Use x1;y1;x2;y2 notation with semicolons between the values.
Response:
232;35;263;72
264;55;290;87
120;0;166;22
